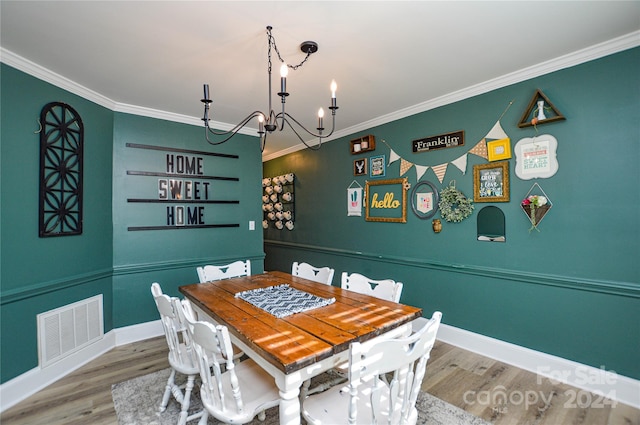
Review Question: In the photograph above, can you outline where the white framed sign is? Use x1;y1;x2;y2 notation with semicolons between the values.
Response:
514;134;559;180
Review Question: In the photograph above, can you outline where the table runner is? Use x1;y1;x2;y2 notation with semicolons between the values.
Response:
235;284;335;318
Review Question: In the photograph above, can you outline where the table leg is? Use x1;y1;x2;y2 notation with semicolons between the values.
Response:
276;377;301;425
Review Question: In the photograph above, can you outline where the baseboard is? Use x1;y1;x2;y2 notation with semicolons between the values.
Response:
0;320;163;413
0;331;115;412
2;320;638;412
437;323;640;409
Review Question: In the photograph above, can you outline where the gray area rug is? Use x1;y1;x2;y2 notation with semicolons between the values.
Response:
112;368;491;425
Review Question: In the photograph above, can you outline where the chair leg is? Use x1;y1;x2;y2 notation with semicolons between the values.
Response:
178;374;196;425
160;369;176;412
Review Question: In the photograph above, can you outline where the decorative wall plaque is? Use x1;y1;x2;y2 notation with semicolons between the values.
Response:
39;102;84;237
412;130;464;153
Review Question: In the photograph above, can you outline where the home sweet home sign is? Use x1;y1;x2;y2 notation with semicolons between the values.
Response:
125;143;240;231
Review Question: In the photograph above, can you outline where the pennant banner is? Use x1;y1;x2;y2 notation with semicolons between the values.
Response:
431;163;448;183
451;154;468;174
400;158;413;176
469;138;488;159
415;165;429;181
486;120;509;140
382;116;508;183
388;149;401;165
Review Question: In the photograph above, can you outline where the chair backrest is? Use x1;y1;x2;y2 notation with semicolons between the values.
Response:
341;272;403;302
347;311;442;424
182;301;267;423
197;260;251;283
150;283;197;371
292;261;335;285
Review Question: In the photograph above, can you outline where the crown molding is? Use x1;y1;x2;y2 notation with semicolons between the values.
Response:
3;30;638;162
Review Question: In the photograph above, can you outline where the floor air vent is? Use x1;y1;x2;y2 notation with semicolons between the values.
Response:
37;295;104;367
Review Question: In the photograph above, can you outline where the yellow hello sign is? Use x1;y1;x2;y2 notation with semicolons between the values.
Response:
365;178;408;223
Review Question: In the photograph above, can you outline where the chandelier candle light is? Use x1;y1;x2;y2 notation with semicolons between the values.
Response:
201;26;338;151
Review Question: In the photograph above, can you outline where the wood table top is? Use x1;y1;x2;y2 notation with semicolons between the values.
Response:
179;271;422;374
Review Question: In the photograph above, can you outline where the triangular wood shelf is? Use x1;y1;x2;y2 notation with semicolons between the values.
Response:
518;89;566;128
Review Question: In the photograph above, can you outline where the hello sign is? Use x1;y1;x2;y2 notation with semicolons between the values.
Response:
365;178;408;223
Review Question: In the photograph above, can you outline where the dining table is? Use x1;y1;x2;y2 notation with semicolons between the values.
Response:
179;270;422;425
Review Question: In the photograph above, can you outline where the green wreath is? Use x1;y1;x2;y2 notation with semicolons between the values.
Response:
438;182;474;223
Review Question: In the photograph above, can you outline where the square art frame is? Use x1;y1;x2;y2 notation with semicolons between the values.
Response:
487;138;512;162
353;158;367;176
365;178;407;223
473;161;510;203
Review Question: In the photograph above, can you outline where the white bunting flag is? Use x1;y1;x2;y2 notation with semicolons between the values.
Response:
388;149;400;165
451;154;468;174
486;120;508;140
415;165;429;180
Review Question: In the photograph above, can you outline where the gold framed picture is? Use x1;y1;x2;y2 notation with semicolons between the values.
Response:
473;161;510;203
365;178;407;223
487;138;512;162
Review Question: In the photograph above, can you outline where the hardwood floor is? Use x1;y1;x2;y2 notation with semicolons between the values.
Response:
2;337;638;425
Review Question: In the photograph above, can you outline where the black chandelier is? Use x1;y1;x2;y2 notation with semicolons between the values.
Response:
201;26;338;152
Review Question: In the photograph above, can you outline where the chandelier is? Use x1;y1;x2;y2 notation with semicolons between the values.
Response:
201;26;338;152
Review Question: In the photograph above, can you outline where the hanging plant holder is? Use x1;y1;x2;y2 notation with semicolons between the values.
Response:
521;182;552;232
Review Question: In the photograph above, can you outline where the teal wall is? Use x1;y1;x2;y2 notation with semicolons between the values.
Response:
263;48;640;379
111;113;265;328
0;64;264;382
1;64;114;382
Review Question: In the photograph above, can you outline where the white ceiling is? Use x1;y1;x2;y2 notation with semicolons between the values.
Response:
2;1;639;159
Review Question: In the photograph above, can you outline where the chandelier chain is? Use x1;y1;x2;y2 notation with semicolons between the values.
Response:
267;28;313;71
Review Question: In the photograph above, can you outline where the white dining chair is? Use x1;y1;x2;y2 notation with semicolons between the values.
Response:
302;272;405;398
196;259;251;283
292;261;335;285
181;299;281;425
341;271;403;302
302;311;442;425
150;283;204;425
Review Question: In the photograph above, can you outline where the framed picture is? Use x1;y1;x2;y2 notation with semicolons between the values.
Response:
487;138;512;161
473;161;510;203
369;155;386;178
353;158;367;176
365;178;407;223
514;134;559;180
410;180;439;219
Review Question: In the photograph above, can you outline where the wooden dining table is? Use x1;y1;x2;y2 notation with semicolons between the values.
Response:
179;270;422;425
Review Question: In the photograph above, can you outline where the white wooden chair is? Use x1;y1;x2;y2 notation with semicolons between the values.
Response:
303;272;404;397
150;283;204;425
302;311;442;425
196;259;251;283
181;299;281;425
341;272;403;302
292;261;335;285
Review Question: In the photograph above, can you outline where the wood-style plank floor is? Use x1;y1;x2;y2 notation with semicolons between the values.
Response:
2;337;638;425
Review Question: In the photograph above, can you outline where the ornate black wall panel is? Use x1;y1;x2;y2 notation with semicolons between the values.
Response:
39;102;84;237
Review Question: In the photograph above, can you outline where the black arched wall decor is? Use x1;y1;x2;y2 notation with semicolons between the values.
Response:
39;102;84;237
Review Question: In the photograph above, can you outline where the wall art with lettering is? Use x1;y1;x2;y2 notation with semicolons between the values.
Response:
369;155;386;178
412;130;464;153
514;134;559;180
365;178;408;223
473;161;510;203
125;143;240;231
